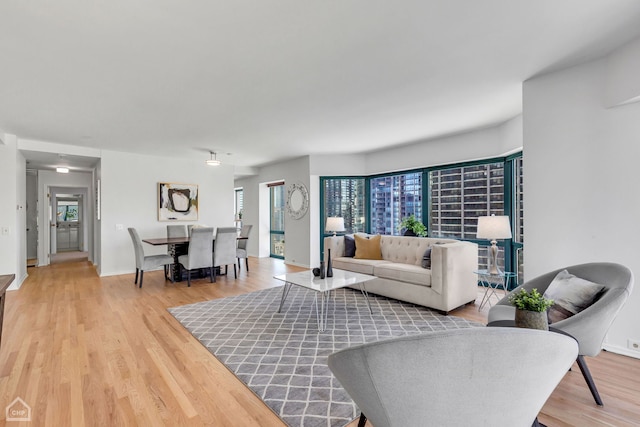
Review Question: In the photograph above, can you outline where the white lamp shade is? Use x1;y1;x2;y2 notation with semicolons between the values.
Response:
477;215;512;239
325;217;346;233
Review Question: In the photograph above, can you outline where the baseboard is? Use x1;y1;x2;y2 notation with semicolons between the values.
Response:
285;260;310;268
603;343;640;359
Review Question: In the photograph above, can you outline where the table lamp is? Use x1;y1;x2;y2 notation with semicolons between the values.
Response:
477;215;512;275
325;217;345;236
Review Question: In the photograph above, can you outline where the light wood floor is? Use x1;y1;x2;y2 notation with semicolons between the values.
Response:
1;258;638;426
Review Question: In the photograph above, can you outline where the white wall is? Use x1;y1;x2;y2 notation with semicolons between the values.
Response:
0;134;19;284
235;156;314;267
100;150;235;276
523;37;640;358
364;116;522;175
15;149;27;285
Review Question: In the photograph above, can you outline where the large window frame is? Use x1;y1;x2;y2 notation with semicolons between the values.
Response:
320;152;523;285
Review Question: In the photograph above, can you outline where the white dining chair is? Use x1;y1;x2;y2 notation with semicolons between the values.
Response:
178;227;214;287
213;227;239;282
128;228;174;288
236;224;253;272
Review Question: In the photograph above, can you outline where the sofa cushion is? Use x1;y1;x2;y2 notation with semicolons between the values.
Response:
543;270;606;323
344;235;356;257
374;263;432;287
333;257;391;275
355;234;383;260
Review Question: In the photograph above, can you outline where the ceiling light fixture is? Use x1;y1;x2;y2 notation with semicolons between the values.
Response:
206;151;221;166
56;167;70;173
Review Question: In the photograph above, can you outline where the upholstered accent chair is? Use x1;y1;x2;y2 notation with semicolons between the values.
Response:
488;262;634;406
128;227;174;288
178;227;214;287
328;328;578;427
236;224;253;272
213;227;239;281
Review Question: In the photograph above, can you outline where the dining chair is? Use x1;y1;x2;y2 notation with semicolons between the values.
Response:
128;228;174;288
178;227;214;287
328;328;578;427
236;224;253;272
213;227;239;282
167;224;188;238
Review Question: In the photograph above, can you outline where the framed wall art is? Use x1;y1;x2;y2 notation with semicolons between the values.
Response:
158;182;199;221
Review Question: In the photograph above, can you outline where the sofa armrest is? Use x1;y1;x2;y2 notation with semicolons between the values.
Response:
430;241;478;296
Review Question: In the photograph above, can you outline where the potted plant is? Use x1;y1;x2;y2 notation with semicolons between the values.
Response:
398;215;427;237
509;288;554;330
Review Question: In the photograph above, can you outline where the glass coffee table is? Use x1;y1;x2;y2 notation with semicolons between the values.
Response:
274;268;376;332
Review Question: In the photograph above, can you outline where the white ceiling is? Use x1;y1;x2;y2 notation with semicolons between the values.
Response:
3;1;640;171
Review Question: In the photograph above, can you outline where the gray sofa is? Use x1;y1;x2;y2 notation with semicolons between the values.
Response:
324;235;478;314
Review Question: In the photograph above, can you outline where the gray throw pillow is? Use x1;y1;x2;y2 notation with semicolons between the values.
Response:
543;269;606;324
421;242;445;269
421;247;432;269
344;235;356;257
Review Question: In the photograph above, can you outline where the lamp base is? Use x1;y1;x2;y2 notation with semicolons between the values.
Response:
488;240;501;275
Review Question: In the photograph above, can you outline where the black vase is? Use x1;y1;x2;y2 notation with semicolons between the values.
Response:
326;248;333;277
320;261;325;279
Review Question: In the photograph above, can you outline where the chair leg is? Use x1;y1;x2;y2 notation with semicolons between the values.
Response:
245;257;249;272
237;258;241;271
233;264;237;279
213;267;216;283
358;413;367;427
210;266;214;283
134;268;139;285
139;270;144;288
187;270;191;287
576;355;603;406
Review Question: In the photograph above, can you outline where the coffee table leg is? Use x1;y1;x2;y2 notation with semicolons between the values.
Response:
359;283;373;314
278;283;292;313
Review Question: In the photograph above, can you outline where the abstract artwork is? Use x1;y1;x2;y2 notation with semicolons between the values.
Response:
158;182;199;221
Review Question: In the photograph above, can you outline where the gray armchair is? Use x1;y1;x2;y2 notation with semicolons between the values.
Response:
236;224;253;272
328;328;578;427
213;227;238;282
128;228;174;288
488;262;634;406
178;227;214;287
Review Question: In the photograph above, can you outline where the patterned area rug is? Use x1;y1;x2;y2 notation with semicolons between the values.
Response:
168;285;482;427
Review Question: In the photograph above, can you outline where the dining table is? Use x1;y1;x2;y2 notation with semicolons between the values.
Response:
142;234;247;282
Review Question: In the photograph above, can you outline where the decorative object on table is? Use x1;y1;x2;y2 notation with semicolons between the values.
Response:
158;182;199;221
312;267;321;277
398;214;427;237
476;214;512;274
285;182;309;220
325;216;346;236
509;288;554;330
326;248;333;277
319;261;325;279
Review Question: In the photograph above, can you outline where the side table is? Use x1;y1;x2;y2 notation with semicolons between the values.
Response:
474;269;516;310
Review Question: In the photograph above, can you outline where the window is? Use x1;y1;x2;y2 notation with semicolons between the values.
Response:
270;183;285;258
429;163;504;240
234;188;244;221
370;172;422;235
320;152;523;286
322;178;366;234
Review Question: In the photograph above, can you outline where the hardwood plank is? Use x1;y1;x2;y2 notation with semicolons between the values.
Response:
0;259;638;426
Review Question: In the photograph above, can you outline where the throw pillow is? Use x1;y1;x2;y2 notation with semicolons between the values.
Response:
421;242;446;269
543;269;606;323
344;235;356;257
354;234;382;260
421;247;432;269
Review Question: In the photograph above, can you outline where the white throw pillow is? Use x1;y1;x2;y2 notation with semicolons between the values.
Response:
543;270;606;323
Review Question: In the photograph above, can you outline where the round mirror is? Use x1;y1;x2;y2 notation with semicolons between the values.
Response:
286;183;309;220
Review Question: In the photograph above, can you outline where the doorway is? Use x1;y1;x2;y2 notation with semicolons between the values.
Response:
55;196;82;252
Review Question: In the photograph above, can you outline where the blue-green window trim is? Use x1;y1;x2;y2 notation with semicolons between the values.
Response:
320;152;524;285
